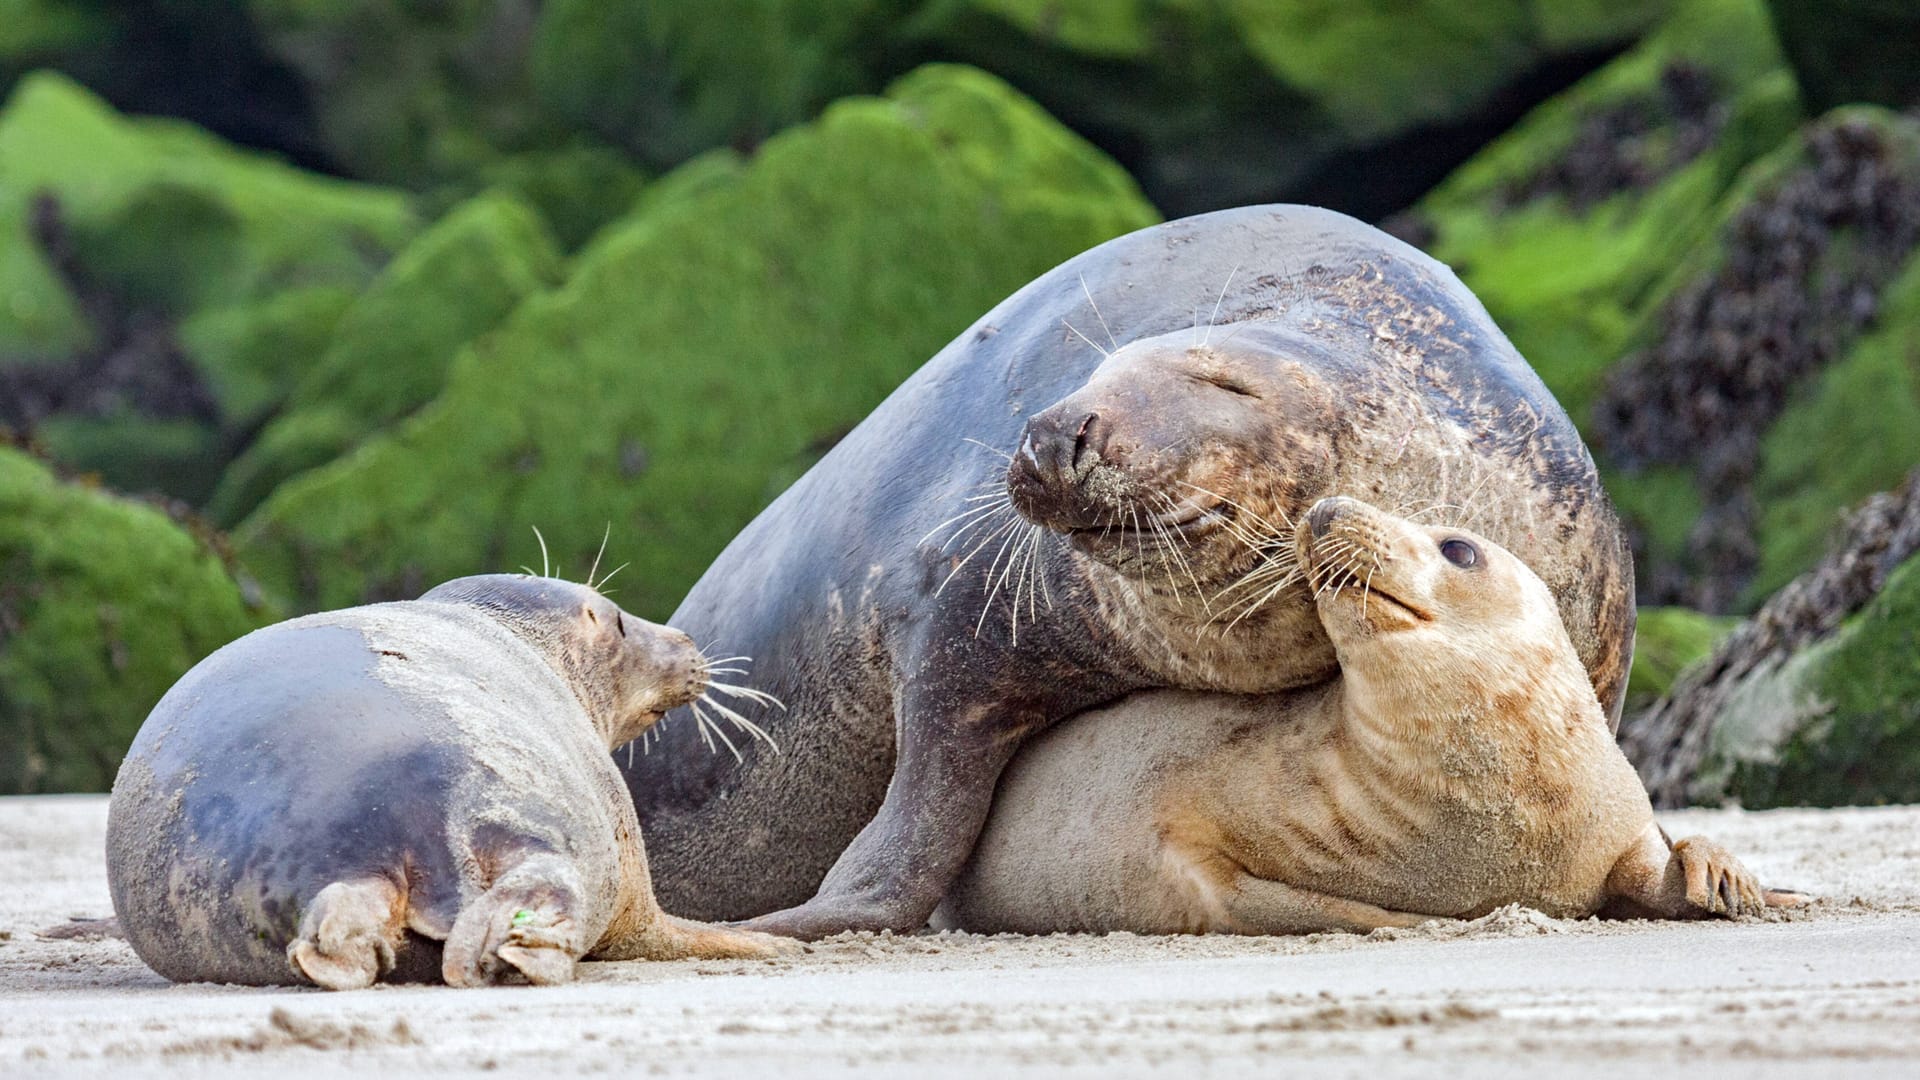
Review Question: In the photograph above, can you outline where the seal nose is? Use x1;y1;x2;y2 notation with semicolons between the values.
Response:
1014;410;1108;492
1308;498;1343;540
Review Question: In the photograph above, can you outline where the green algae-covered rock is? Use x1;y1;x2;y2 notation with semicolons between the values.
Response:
245;0;546;185
1622;472;1920;806
1411;0;1800;421
1767;0;1920;114
0;70;416;359
1625;605;1738;713
208;191;566;526
1748;255;1920;604
0;445;263;793
235;64;1158;618
1594;105;1920;612
531;0;1673;215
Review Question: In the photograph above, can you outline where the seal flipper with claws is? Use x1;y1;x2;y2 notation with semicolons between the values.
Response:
630;205;1635;939
108;574;797;989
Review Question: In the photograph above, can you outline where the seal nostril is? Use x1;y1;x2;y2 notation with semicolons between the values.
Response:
1308;500;1339;539
1071;412;1102;473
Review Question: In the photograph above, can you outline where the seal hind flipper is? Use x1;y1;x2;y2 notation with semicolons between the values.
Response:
441;853;592;988
287;878;405;990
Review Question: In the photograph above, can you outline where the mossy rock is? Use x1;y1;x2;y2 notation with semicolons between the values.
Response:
1693;552;1920;806
1626;605;1737;712
1748;255;1920;604
530;0;1672;216
0;445;264;793
235;64;1158;619
245;0;548;185
1414;0;1801;423
0;69;416;360
209;191;566;526
1767;0;1920;113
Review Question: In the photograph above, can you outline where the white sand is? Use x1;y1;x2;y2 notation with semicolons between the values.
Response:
3;795;1918;1077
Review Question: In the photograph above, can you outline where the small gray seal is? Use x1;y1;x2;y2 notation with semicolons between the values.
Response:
106;574;796;989
937;498;1804;933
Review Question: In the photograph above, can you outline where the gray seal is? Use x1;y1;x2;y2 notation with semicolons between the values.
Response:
627;205;1636;939
107;574;796;988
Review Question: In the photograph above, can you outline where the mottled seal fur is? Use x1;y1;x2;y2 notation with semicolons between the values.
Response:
627;204;1635;938
106;575;795;989
937;498;1803;934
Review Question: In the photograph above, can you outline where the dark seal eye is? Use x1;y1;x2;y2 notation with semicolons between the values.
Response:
615;612;626;638
1440;538;1479;569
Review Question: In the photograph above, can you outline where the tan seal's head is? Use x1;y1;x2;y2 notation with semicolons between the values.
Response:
420;574;708;748
1294;495;1605;732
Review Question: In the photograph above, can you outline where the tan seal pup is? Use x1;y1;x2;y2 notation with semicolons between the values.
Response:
107;574;797;989
937;498;1804;934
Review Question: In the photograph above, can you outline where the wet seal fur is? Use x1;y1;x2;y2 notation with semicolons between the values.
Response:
938;498;1804;933
107;575;796;989
628;205;1636;939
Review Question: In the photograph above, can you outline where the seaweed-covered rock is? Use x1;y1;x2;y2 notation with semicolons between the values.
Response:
1767;0;1920;113
208;191;565;526
0;70;414;357
0;444;263;793
532;0;1674;218
1622;469;1920;807
1624;605;1737;713
234;64;1158;618
1595;107;1920;611
244;0;547;185
0;71;415;499
1405;0;1800;421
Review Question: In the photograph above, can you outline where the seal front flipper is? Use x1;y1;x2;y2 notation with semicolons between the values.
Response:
1221;873;1440;935
738;697;1038;940
1601;824;1810;919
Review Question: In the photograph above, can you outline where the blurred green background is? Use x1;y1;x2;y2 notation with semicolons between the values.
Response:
2;0;1918;803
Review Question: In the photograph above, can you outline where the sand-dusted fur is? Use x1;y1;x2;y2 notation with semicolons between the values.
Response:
106;575;795;989
630;206;1634;941
937;499;1801;934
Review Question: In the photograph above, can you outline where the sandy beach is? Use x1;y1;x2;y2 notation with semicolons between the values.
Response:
3;795;1917;1077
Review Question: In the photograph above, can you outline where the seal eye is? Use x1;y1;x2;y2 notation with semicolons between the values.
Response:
1440;538;1479;569
615;612;626;638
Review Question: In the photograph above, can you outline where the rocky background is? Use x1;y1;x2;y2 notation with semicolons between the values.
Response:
1;0;1915;802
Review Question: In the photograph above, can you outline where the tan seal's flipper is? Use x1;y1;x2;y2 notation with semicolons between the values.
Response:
288;878;405;990
1602;824;1811;919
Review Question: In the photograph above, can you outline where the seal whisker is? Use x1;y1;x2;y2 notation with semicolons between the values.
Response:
1079;273;1120;353
699;693;781;752
1061;318;1109;358
975;514;1031;640
690;700;744;763
531;525;552;579
961;437;1014;462
937;513;1020;598
594;561;630;592
587;523;611;590
707;681;788;712
1200;263;1241;348
940;503;1015;556
921;499;1007;547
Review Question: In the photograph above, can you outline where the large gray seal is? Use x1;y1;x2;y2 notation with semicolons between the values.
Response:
937;497;1804;934
107;574;796;989
626;204;1636;939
